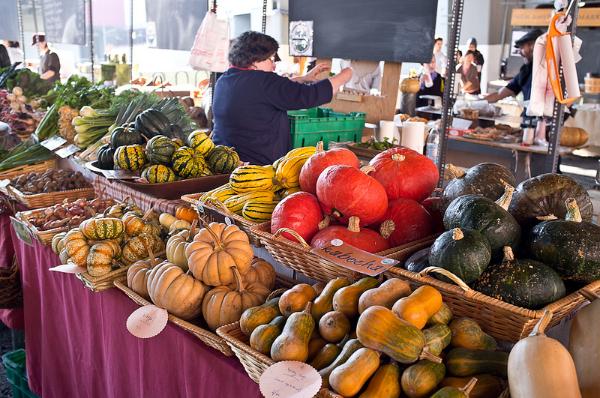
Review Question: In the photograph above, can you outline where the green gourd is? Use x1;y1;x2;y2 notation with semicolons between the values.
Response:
309;336;349;370
427;303;453;326
319;338;364;389
332;277;380;319
270;302;315;362
249;316;286;355
449;318;497;351
401;360;447;398
239;296;281;336
359;362;402;398
430;378;479;398
445;348;508;377
311;277;351;320
329;348;381;397
424;324;452;356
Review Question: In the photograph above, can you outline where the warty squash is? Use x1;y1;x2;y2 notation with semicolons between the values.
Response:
63;229;90;267
270;302;315;362
329;347;381;397
393;285;443;329
87;240;121;276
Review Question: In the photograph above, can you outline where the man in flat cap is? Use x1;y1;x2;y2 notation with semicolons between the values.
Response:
33;33;60;84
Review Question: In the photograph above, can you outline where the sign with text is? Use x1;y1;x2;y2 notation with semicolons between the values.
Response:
511;8;600;27
100;169;139;180
55;144;81;158
126;305;168;339
312;239;398;276
10;216;33;246
40;136;67;151
259;361;321;398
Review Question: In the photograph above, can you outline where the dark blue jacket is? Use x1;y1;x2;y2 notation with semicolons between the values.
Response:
212;68;333;165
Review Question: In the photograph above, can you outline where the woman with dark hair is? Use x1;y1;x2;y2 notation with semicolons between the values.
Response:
212;31;352;165
0;45;11;68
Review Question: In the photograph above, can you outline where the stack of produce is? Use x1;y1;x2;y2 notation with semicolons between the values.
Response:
237;278;508;397
51;203;165;276
0;89;43;137
27;197;115;231
0;142;54;173
10;170;90;194
0;67;53;99
126;219;279;329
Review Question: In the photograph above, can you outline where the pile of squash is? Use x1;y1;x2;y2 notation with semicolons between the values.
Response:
126;219;279;330
51;202;165;276
237;277;509;397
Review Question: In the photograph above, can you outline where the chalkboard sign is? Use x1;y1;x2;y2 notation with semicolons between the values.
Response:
0;0;20;41
145;0;207;51
289;0;438;63
40;0;86;45
576;28;600;81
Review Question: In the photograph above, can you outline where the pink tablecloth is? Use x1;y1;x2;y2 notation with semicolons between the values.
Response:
0;200;24;329
13;232;261;398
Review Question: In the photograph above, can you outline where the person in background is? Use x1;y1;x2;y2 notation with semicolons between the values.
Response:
211;31;352;165
485;29;543;103
457;51;480;95
32;34;60;83
466;37;484;79
0;45;10;68
416;55;444;107
455;49;463;64
433;37;447;77
2;41;23;65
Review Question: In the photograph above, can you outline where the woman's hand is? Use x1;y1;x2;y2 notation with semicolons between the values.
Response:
329;67;353;93
305;63;330;81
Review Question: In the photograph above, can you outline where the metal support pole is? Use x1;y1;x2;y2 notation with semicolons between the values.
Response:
88;0;95;83
262;0;268;34
129;0;134;81
17;0;25;63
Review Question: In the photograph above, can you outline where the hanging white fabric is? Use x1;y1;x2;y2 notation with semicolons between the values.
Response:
189;11;230;73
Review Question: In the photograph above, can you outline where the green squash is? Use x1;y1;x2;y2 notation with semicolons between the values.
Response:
113;144;147;171
188;130;215;156
430;378;479;398
445;348;508;377
442;163;516;210
509;173;593;229
429;228;491;284
171;146;212;179
207;145;240;174
146;135;178;164
141;164;177;183
110;125;144;148
475;246;566;309
135;109;170;139
443;184;521;255
529;198;600;283
96;144;114;169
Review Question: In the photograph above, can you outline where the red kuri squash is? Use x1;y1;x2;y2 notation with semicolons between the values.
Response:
380;198;433;246
299;147;360;194
369;147;439;202
316;165;388;226
311;216;391;253
421;196;445;233
271;192;324;243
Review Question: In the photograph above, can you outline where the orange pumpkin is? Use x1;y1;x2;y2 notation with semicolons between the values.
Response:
242;258;276;290
176;206;198;223
401;78;421;94
560;127;589;147
127;254;160;300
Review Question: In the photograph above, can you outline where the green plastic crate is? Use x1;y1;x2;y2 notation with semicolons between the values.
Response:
288;107;366;149
2;349;38;398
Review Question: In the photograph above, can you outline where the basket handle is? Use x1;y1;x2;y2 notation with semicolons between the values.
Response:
273;228;310;249
419;266;471;292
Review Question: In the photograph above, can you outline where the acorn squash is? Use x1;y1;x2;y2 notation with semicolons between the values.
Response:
145;135;178;164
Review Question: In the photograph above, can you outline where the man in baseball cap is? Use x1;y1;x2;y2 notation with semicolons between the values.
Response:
32;33;61;84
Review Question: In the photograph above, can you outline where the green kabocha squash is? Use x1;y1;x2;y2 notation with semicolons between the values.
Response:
113;144;147;171
146;135;178;164
509;173;593;229
110;125;144;148
96;144;115;169
442;163;516;210
207;145;240;174
443;184;520;255
141;165;177;184
429;228;491;284
135;108;170;139
475;246;566;309
164;123;186;141
529;198;600;283
171;146;211;178
188;130;215;156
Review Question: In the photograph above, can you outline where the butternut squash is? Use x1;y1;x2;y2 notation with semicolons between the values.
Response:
270;302;315;362
393;285;443;329
446;348;508;378
239;296;281;336
357;306;440;364
358;278;412;314
430;378;478;398
569;289;600;398
320;338;364;389
449;318;497;351
424;324;452;356
329;347;381;397
318;311;351;343
401;360;446;398
508;310;581;398
307;334;328;361
312;281;326;295
332;277;379;319
278;284;317;317
249;316;286;355
427;302;453;326
359;362;401;398
310;336;349;371
441;375;506;398
311;277;351;320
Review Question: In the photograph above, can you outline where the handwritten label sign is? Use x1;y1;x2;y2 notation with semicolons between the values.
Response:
126;305;168;339
259;361;321;398
312;240;399;276
40;136;67;151
100;169;139;180
50;263;87;274
55;144;81;158
10;216;33;246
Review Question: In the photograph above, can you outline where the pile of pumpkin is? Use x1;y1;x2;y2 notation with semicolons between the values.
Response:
125;219;280;331
51;202;165;276
406;162;599;310
236;277;509;398
97;124;240;183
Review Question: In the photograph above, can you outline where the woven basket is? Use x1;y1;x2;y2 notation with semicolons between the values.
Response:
0;159;56;180
6;185;96;209
251;221;437;282
76;266;131;292
181;193;262;247
386;265;600;342
0;257;22;309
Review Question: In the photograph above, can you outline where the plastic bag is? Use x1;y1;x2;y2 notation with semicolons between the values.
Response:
189;12;230;73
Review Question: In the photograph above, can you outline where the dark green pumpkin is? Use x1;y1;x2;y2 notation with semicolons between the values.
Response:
509;173;593;229
529;198;600;283
165;123;187;141
429;228;491;284
110;125;144;148
475;246;566;309
113;144;147;171
96;144;115;169
444;189;521;255
404;247;431;273
146;135;178;164
442;163;516;210
141;164;177;183
135;109;170;139
207;145;240;174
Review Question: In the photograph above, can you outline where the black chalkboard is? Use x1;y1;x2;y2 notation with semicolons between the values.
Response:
40;0;86;45
0;0;20;41
576;28;600;80
145;0;208;51
289;0;438;63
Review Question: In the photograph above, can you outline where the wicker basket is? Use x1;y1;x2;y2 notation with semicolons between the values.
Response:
181;193;262;247
251;221;437;282
76;266;131;292
0;258;22;309
0;159;56;181
386;265;600;342
5;185;96;209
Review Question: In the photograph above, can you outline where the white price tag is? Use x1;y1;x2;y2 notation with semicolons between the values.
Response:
259;361;321;398
0;179;10;188
40;136;67;151
50;263;87;274
126;305;168;339
100;169;139;180
55;144;81;158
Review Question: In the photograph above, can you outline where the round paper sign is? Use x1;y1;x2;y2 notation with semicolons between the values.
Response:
126;305;168;339
259;361;322;398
